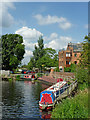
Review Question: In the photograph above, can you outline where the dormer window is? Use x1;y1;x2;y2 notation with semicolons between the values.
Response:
66;52;70;57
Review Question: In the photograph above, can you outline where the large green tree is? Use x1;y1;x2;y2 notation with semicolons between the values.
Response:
39;48;58;68
28;43;58;70
1;34;25;70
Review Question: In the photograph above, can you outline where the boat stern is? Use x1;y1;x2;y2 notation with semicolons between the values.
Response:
39;91;55;110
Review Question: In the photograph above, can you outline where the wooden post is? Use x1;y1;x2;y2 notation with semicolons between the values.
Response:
59;78;60;98
67;86;69;95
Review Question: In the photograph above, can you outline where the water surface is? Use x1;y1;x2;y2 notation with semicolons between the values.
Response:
2;80;51;119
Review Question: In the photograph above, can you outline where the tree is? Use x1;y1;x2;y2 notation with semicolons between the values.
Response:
79;34;90;67
64;63;76;72
28;38;58;70
27;57;35;70
1;34;25;70
36;48;58;69
75;34;90;85
31;36;45;67
44;48;57;58
33;36;45;62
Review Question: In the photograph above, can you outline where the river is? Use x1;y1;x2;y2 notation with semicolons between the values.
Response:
2;80;52;119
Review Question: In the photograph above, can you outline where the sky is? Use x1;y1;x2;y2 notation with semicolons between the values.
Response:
0;1;88;65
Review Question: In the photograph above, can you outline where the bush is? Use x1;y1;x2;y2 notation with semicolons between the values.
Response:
64;67;71;72
51;89;88;118
75;66;88;85
55;67;60;72
64;63;76;72
77;82;88;90
16;75;20;80
37;73;44;77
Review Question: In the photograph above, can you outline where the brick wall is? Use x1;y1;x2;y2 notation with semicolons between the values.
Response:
71;52;81;64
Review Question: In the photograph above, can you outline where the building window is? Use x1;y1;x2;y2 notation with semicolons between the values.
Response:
74;53;77;57
74;61;77;64
66;61;69;65
66;52;70;57
66;61;70;65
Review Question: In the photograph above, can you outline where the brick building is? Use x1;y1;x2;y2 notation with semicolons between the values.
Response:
58;42;82;71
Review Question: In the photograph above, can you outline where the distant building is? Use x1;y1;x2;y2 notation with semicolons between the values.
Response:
58;42;83;71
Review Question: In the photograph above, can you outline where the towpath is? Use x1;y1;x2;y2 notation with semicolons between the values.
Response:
38;76;64;85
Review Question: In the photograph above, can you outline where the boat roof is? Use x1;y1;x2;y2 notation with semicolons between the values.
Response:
44;81;67;92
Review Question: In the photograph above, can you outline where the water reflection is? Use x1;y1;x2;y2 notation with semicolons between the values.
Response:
2;80;51;119
39;110;52;119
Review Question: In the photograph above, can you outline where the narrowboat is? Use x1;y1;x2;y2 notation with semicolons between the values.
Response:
39;80;68;110
20;74;36;81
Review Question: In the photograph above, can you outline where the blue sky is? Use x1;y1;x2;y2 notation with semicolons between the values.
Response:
1;2;88;64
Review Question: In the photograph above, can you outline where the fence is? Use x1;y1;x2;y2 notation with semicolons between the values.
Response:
57;80;77;101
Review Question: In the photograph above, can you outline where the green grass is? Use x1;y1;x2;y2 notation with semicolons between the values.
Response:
78;82;88;90
51;88;88;118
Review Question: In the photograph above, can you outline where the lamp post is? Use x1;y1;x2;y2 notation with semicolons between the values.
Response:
41;64;44;77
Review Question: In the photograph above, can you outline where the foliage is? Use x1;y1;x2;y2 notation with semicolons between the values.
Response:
52;89;88;118
1;34;25;70
55;66;60;72
28;36;45;69
64;67;71;72
77;82;88;90
16;75;20;80
28;38;58;70
33;36;45;62
64;63;76;72
36;52;58;69
79;34;90;67
75;67;88;85
70;63;76;72
36;72;44;77
75;34;90;85
27;57;35;70
44;48;57;58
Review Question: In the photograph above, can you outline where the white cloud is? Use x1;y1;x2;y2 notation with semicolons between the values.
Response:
24;50;33;57
45;40;59;50
15;27;72;64
59;22;72;30
44;33;72;50
43;33;58;42
34;14;72;30
49;33;58;39
0;2;15;27
15;26;43;64
0;1;26;28
34;14;66;25
15;26;43;42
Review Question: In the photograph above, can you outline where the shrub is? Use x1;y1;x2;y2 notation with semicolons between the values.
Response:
64;67;71;72
64;63;76;72
75;66;88;85
51;89;88;118
16;75;20;80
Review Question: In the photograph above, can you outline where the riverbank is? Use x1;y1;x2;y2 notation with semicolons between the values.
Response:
51;87;88;118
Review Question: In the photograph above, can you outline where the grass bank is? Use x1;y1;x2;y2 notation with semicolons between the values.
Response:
51;88;88;118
